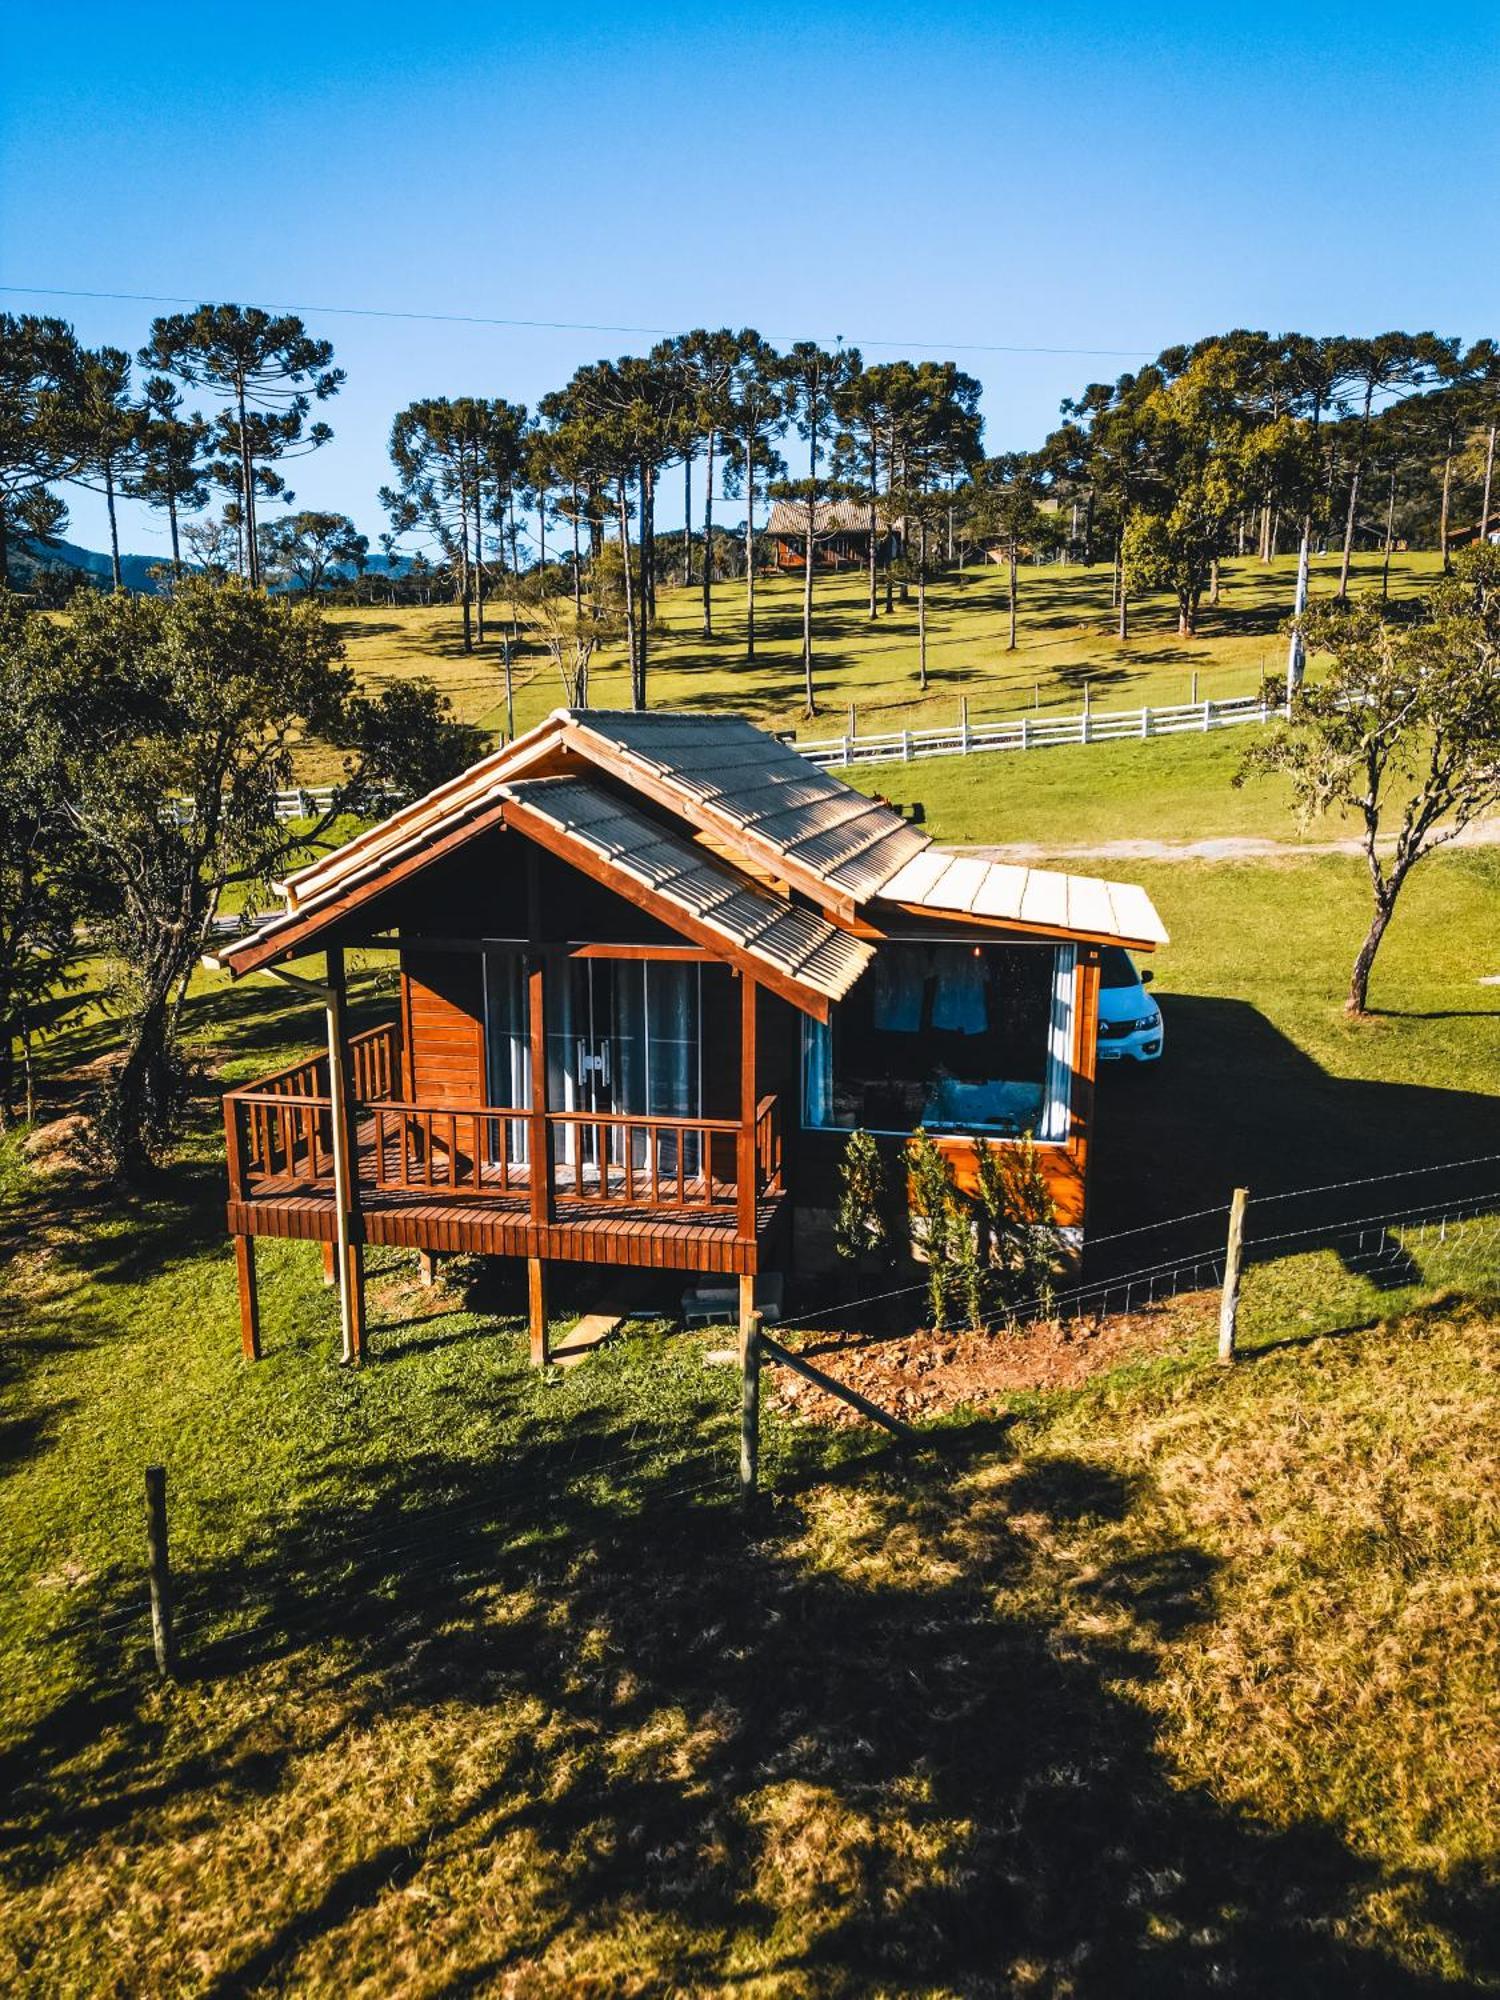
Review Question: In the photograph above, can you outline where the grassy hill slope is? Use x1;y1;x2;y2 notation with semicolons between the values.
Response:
309;548;1442;782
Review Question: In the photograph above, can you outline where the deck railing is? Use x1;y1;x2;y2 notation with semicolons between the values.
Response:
225;1024;779;1225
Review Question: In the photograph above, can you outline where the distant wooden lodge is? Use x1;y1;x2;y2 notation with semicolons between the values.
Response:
767;498;900;572
210;710;1166;1367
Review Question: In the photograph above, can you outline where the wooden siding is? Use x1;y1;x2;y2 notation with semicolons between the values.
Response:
401;950;484;1105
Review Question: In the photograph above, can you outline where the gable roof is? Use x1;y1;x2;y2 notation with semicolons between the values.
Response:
766;497;888;539
209;706;1167;987
501;777;872;1008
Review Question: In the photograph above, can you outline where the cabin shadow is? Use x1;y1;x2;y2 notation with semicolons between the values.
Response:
4;1378;1491;1993
1090;994;1500;1280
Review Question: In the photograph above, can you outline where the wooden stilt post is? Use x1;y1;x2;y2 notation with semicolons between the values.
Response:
145;1465;177;1678
737;973;758;1248
321;1240;336;1287
739;1285;761;1510
417;1250;437;1287
234;1235;260;1361
1218;1187;1249;1365
325;946;365;1365
528;1256;551;1368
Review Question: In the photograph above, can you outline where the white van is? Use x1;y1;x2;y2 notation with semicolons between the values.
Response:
1096;945;1163;1063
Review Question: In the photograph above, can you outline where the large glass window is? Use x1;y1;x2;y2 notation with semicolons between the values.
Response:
804;940;1076;1140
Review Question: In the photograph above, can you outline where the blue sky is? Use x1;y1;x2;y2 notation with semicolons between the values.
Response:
3;0;1497;558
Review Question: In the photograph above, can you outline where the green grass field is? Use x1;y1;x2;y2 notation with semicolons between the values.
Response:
3;823;1498;1991
308;548;1443;781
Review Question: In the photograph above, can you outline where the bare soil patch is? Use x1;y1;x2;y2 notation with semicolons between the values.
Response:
768;1292;1214;1427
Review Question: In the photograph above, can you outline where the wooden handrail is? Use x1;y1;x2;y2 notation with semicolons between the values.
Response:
229;1079;782;1220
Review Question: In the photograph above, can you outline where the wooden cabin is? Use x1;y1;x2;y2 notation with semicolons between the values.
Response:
209;709;1167;1364
767;498;899;572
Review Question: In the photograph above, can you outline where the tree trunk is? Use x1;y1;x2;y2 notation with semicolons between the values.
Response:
1440;438;1455;572
1481;423;1497;544
638;463;653;702
166;465;182;577
1337;467;1361;601
474;493;485;647
683;452;693;589
618;480;639;708
916;520;928;691
507;489;521;638
1210;556;1220;606
867;444;879;620
458;488;472;654
1178;592;1194;638
104;458;123;592
802;494;816;717
701;430;715;637
237;382;258;586
1381;469;1396;600
744;430;757;661
1347;888;1396;1016
570;486;582;617
1007;537;1017;651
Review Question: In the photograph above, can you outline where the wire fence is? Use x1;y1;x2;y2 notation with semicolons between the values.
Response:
41;1152;1500;1687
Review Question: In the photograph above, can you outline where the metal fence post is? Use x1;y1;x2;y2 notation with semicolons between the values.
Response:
145;1465;177;1678
1218;1187;1249;1365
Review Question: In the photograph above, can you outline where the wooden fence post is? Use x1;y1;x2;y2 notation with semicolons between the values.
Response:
740;1309;762;1508
145;1465;177;1678
1218;1187;1249;1365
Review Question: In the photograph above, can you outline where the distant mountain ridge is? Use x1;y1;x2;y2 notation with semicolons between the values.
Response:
8;539;412;594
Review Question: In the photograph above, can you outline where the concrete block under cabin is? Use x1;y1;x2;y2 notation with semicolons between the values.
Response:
207;708;1166;1363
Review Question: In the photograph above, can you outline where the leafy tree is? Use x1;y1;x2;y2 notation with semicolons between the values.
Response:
880;362;982;688
6;579;461;1173
1120;345;1260;637
0;314;84;587
339;676;485;801
1332;334;1434;601
140;305;342;587
781;342;861;714
720;334;789;662
836;361;904;619
672;329;743;637
129;377;211;575
1242;546;1500;1015
259;509;369;594
0;600;86;1121
65;345;141;592
381;397;490;650
969;453;1051;651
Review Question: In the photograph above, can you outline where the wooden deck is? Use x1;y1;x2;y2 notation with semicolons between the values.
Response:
223;1026;787;1277
227;1180;786;1275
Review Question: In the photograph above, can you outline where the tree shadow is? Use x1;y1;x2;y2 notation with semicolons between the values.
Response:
3;1376;1491;1993
1090;995;1500;1286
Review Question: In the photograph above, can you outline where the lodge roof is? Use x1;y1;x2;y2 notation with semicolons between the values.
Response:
765;498;887;538
501;777;873;1002
209;706;1166;988
877;850;1169;949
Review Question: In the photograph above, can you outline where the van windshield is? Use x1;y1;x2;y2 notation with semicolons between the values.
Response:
1098;947;1139;990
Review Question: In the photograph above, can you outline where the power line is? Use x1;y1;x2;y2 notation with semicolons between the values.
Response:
0;284;1154;362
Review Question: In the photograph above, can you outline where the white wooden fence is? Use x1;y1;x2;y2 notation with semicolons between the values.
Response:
165;785;378;828
795;691;1282;770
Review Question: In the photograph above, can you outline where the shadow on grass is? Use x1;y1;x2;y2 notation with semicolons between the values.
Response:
2;1369;1492;1993
1090;996;1500;1284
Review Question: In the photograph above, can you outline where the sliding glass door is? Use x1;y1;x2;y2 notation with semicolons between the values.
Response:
483;951;704;1187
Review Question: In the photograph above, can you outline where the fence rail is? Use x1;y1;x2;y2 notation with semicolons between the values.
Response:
796;692;1280;770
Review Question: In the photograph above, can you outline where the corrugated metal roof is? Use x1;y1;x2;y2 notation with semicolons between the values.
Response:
567;711;930;902
877;848;1169;948
766;498;890;538
500;776;874;1002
